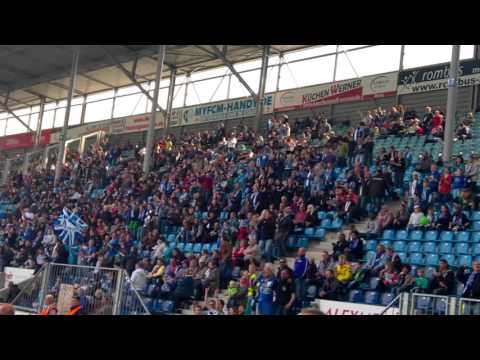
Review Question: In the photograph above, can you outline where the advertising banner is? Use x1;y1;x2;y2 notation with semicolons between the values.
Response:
274;72;397;111
397;59;480;94
181;94;274;125
316;299;399;315
0;130;51;151
3;267;35;288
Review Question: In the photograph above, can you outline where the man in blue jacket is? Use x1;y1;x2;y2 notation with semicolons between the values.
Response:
293;247;308;304
256;263;278;315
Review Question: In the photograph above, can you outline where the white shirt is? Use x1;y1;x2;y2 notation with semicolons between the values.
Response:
408;211;424;227
130;268;147;292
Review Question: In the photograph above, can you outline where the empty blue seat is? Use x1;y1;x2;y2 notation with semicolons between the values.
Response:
168;242;177;249
202;212;208;220
472;211;480;221
177;243;185;251
415;296;432;312
443;254;456;267
409;253;425;266
457;255;473;268
304;227;315;237
210;243;219;253
184;243;193;253
348;290;364;303
380;240;392;249
287;236;297;248
297;237;309;248
473;222;480;231
330;218;343;230
397;252;408;263
320;219;331;229
202;243;211;253
425;230;438;242
380;292;396;306
440;231;454;242
382;230;395;240
317;211;327;220
314;228;326;239
365;251;376;262
425;254;439;267
472;233;480;244
369;277;380;290
193;243;202;253
167;234;176;243
473;243;480;256
365;240;378;252
393;241;406;252
408;241;421;253
409;230;424;241
455;243;470;255
396;230;408;241
439;242;453;254
364;291;380;305
455;231;470;242
422;242;437;254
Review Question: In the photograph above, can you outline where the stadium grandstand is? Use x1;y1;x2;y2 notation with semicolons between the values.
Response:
0;44;480;316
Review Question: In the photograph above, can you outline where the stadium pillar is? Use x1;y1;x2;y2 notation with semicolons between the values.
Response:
276;54;284;92
143;45;166;174
54;50;79;187
473;45;480;113
255;45;270;134
34;97;45;149
443;45;461;163
164;66;177;137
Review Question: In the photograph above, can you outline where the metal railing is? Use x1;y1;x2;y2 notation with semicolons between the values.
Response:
457;297;480;315
9;263;150;315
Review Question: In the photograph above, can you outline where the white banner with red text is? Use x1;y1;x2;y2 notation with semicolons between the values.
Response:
316;299;400;315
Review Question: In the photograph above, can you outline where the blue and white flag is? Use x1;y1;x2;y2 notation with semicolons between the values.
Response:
53;208;88;247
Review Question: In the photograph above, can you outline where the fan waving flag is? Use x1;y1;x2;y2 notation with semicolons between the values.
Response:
53;208;88;247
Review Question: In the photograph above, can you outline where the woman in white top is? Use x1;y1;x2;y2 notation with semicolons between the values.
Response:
407;205;424;230
42;228;57;247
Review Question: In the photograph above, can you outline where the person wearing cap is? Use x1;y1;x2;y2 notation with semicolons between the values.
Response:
407;205;424;230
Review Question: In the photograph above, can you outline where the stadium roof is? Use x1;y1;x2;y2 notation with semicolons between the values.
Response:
0;45;313;110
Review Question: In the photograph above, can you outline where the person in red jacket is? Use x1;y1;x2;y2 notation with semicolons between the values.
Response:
439;169;453;203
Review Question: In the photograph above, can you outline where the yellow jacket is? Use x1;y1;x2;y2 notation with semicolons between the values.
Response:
335;264;352;283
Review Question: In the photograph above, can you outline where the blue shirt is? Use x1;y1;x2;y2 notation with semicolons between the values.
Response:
293;256;308;280
257;274;278;303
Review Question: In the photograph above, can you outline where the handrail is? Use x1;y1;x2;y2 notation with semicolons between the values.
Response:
120;270;151;315
379;293;401;315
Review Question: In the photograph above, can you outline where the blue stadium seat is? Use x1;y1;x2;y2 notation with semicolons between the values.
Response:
368;277;380;290
473;222;480;232
202;243;211;253
393;241;406;252
287;236;297;248
304;227;315;237
348;290;364;303
396;230;408;241
167;234;176;243
317;211;327;220
168;241;177;249
365;240;378;252
472;211;480;221
439;242;453;254
210;243;219;253
380;292;396;306
425;254;440;267
443;254;456;267
314;228;326;239
379;240;392;249
397;252;408;263
184;243;193;253
161;300;174;314
440;231;454;242
202;212;208;221
193;243;202;253
409;253;425;266
407;241;421;253
297;237;309;248
320;219;331;229
415;296;432;312
455;243;470;255
425;230;438;242
457;255;473;268
472;233;480;244
176;243;185;251
220;212;228;221
422;242;437;254
455;231;470;243
330;218;343;230
382;230;395;241
365;251;376;262
409;230;424;241
473;244;480;256
364;291;380;305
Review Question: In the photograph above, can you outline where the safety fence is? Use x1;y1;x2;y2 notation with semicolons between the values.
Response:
10;263;150;315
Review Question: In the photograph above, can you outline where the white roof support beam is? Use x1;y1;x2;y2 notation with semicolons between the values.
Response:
0;93;34;133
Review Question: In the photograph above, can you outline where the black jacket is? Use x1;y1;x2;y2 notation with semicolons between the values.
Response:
462;272;480;299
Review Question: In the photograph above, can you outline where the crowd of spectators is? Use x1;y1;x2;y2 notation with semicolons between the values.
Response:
0;103;478;315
